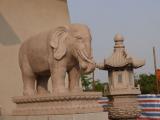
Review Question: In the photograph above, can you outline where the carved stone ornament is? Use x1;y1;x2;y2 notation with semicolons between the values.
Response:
18;24;95;96
12;24;103;115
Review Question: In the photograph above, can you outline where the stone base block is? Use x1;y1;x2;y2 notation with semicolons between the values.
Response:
108;95;140;119
0;112;108;120
12;92;103;116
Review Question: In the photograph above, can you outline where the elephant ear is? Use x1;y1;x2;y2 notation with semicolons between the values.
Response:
49;26;69;60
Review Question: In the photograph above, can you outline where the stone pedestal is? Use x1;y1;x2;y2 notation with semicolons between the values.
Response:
12;92;103;116
108;95;140;119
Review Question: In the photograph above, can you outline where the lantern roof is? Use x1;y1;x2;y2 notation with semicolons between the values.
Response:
103;33;145;69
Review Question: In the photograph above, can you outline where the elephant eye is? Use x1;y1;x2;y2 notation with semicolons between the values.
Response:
75;35;83;39
76;37;83;43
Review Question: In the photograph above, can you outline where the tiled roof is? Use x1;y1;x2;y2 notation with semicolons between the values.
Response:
103;33;145;69
104;50;145;68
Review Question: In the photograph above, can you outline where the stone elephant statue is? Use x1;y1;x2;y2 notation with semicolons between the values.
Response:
19;24;95;96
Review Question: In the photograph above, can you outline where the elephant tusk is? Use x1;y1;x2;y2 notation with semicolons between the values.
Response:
78;50;95;64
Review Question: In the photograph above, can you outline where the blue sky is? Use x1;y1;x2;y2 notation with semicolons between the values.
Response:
68;0;160;82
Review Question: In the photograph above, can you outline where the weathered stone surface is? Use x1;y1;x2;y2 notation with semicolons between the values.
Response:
108;95;140;119
0;112;108;120
0;0;70;115
84;112;108;120
0;116;27;120
27;116;48;120
96;34;144;119
12;23;97;116
19;24;95;96
0;106;1;116
97;33;145;96
12;92;103;116
73;114;86;120
49;114;73;120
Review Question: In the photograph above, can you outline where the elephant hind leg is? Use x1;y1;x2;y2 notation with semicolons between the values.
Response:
36;75;50;95
22;73;36;96
20;58;36;96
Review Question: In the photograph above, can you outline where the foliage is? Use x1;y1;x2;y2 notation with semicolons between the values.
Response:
136;74;157;94
81;73;158;94
81;74;92;91
80;74;105;92
94;80;104;92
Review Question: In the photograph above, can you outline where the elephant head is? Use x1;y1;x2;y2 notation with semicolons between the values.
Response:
49;24;95;74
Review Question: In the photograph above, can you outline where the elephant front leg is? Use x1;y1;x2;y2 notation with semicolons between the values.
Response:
51;62;68;94
68;66;83;93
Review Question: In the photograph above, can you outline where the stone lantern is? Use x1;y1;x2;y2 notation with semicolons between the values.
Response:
97;33;145;119
98;33;145;95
